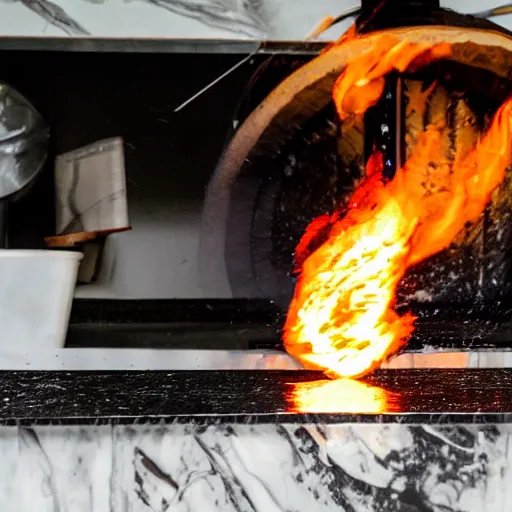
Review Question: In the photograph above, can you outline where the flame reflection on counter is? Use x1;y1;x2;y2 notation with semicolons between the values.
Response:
286;378;398;413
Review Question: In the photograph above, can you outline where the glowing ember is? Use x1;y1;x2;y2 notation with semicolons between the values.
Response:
283;34;512;380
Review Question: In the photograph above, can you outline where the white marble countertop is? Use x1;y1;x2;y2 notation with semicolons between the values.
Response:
0;0;511;41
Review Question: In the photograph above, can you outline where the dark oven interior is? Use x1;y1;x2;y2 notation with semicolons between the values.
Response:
3;34;512;353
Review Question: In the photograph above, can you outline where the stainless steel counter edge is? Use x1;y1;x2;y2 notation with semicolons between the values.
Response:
0;348;510;370
0;37;325;54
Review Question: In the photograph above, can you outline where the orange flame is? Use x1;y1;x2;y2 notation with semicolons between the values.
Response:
333;36;452;122
284;35;512;380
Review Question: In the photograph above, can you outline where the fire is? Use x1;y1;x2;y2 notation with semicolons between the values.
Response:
284;34;512;380
332;36;451;122
286;378;395;414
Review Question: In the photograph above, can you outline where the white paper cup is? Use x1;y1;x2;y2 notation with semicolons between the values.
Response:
0;250;83;350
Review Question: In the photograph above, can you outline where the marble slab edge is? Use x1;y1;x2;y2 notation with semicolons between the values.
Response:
1;369;512;425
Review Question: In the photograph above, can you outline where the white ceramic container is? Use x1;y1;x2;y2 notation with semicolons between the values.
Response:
0;250;83;350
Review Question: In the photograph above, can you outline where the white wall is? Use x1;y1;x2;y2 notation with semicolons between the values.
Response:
75;203;205;299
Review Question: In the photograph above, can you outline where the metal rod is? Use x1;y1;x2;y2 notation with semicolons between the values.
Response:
395;76;403;173
364;73;404;181
472;3;512;19
173;52;255;113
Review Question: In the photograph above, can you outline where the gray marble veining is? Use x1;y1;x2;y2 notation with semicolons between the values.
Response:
0;422;511;511
1;1;512;41
1;0;276;37
18;0;91;35
0;0;354;40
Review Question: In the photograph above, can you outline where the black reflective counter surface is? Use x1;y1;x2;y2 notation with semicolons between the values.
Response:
2;368;512;425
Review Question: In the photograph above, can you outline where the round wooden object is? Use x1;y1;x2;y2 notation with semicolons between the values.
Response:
199;26;512;303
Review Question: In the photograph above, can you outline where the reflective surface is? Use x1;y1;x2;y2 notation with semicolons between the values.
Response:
2;369;512;422
0;38;321;55
0;348;510;371
0;83;49;200
287;378;394;413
